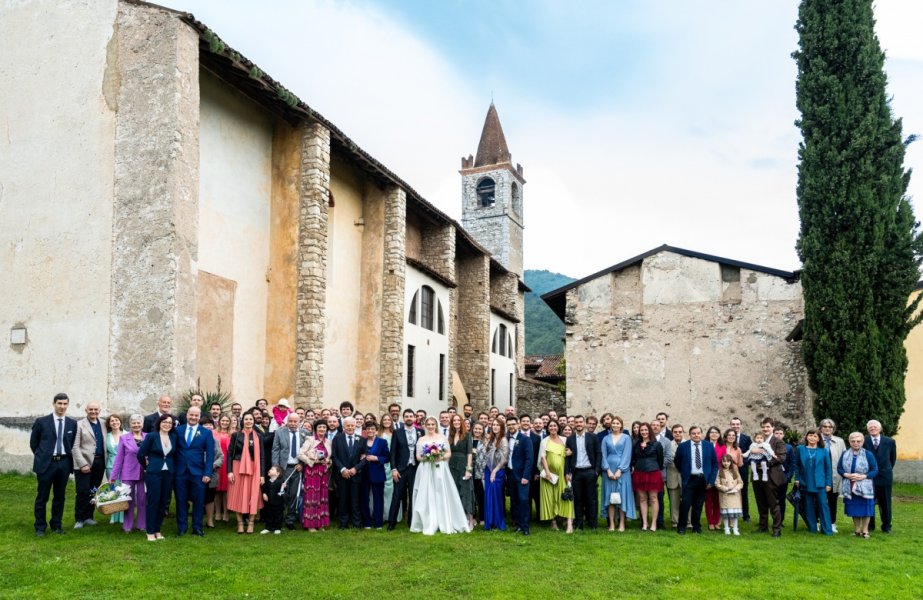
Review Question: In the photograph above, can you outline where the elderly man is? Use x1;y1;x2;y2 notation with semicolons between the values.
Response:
143;395;174;433
272;412;309;529
72;402;107;528
332;417;365;529
864;420;896;533
31;393;77;536
175;406;215;536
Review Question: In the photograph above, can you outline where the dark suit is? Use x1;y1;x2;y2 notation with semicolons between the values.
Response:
752;435;787;535
777;442;794;521
864;435;896;532
388;426;419;526
30;414;77;532
174;424;215;535
142;411;173;434
526;431;542;518
510;432;534;533
137;431;178;535
565;432;602;529
673;440;718;533
272;427;310;527
737;432;753;520
332;432;366;528
360;437;391;528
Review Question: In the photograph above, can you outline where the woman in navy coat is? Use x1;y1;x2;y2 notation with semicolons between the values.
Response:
359;421;391;529
137;413;178;541
793;428;833;535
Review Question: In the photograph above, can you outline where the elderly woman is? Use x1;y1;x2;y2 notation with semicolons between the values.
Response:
110;414;146;533
299;419;333;531
793;428;833;535
818;418;846;533
837;431;879;538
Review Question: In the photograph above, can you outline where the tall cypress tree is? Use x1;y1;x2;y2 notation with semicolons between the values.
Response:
794;0;922;436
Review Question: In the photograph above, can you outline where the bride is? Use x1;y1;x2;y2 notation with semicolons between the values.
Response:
410;417;472;535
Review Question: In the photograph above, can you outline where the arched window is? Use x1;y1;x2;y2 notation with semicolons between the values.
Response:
477;177;496;207
420;286;435;331
492;324;508;356
408;290;418;325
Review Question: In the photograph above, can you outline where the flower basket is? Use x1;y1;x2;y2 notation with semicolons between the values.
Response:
93;482;131;515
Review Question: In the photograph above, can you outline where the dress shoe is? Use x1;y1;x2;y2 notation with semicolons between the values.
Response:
52;528;65;535
193;530;204;537
755;527;768;533
692;529;702;534
35;530;45;538
677;529;686;535
522;530;530;536
772;531;781;538
513;526;521;533
286;523;295;531
387;523;395;531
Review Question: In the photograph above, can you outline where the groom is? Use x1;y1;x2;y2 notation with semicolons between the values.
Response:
509;417;534;536
387;409;419;530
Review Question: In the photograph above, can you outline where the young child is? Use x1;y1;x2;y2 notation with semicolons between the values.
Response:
261;465;284;535
742;432;776;481
715;454;744;535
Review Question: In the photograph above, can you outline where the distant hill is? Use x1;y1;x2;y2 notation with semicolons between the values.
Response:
524;269;576;355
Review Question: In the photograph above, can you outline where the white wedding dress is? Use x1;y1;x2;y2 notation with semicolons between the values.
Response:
410;439;472;535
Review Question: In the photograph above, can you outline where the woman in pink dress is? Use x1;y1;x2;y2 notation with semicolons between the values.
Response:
704;426;726;530
215;414;232;522
298;419;333;531
226;413;265;534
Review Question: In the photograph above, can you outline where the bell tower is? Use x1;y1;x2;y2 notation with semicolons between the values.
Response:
460;103;524;276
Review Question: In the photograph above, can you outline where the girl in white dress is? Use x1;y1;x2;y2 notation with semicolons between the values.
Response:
410;417;472;535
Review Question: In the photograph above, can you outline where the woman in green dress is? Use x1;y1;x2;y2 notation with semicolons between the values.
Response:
448;414;475;529
104;414;124;525
539;420;574;533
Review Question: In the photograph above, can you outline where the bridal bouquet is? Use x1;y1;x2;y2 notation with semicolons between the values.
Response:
420;442;447;467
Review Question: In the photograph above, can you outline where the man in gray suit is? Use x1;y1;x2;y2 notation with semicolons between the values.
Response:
72;402;106;528
271;412;310;529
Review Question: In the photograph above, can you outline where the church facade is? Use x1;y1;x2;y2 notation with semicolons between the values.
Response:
0;0;525;469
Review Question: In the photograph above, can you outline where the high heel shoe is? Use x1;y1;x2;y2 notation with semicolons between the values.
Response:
246;520;254;534
237;522;244;534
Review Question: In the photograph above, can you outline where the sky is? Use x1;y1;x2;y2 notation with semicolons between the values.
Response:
170;0;923;279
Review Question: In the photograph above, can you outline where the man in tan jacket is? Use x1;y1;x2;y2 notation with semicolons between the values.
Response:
72;402;107;528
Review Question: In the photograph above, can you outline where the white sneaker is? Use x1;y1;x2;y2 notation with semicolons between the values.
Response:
260;529;271;535
724;528;730;535
831;524;838;533
273;530;281;535
733;528;740;536
73;521;83;529
83;519;98;526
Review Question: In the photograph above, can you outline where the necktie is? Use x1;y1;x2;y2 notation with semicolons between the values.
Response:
874;438;879;450
56;418;64;455
291;432;297;459
348;436;353;450
186;427;193;444
694;444;702;470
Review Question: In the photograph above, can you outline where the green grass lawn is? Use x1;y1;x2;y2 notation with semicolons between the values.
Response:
1;473;921;599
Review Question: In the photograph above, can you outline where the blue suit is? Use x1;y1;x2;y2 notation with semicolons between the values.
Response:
137;431;177;535
360;437;391;528
793;445;833;535
510;432;534;533
174;424;215;535
673;440;718;533
864;435;896;532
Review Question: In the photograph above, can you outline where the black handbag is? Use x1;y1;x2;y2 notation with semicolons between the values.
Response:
786;487;801;508
561;486;574;502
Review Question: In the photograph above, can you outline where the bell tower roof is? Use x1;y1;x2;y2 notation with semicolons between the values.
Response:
474;102;511;167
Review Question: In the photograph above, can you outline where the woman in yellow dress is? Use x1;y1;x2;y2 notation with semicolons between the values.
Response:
539;420;574;533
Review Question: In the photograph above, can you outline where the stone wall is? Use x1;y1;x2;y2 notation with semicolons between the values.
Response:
456;253;491;409
379;186;407;412
565;251;811;432
108;2;200;413
517;377;565;417
295;123;330;408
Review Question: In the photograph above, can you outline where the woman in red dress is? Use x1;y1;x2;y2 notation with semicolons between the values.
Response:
226;413;265;534
704;426;726;530
298;419;333;531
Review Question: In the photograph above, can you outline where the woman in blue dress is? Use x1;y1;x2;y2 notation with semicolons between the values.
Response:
482;417;509;531
837;431;878;538
601;416;636;531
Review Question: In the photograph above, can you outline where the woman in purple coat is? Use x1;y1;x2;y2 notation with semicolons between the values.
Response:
359;421;391;529
110;414;146;533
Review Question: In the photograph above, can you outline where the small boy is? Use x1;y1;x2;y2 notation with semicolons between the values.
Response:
261;465;284;534
741;432;776;482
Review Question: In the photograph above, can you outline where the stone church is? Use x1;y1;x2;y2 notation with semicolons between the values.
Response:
0;0;525;469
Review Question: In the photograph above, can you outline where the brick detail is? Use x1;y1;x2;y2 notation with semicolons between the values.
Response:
295;122;330;409
379;186;407;411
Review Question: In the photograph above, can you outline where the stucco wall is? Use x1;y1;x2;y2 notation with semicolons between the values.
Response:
404;267;451;415
897;290;923;460
0;0;118;421
489;313;517;408
565;252;810;432
324;157;365;408
198;72;272;403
